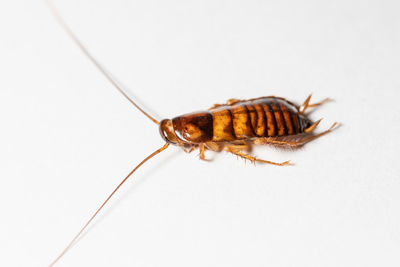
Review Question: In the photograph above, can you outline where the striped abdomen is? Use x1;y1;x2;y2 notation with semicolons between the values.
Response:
209;97;311;142
164;97;312;144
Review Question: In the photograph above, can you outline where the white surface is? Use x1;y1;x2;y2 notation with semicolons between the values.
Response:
1;0;399;266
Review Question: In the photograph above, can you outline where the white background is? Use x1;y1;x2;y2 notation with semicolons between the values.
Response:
1;0;399;266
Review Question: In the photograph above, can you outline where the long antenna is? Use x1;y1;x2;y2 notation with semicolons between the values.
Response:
46;0;160;125
49;142;170;266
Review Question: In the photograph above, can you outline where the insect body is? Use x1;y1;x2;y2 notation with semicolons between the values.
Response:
160;95;336;165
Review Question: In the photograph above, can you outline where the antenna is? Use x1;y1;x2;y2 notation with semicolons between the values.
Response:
46;0;160;125
49;143;169;266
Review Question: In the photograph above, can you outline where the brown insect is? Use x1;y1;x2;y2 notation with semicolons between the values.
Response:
47;1;338;266
160;95;336;165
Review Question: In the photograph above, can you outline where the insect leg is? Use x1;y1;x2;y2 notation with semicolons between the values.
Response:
300;94;331;114
228;141;251;151
199;143;207;160
253;122;338;148
225;146;290;166
299;122;339;143
208;99;243;110
205;142;224;152
179;144;196;153
226;98;242;105
252;137;303;147
303;118;322;133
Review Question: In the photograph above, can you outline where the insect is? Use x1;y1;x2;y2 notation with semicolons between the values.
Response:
160;95;336;165
47;1;338;266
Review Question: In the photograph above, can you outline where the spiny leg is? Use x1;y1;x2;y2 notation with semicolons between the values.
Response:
199;142;238;161
226;98;242;105
304;118;322;133
228;141;251;151
180;144;196;153
300;94;331;114
205;141;224;152
252;122;338;147
300;122;338;143
253;137;303;147
199;143;206;160
208;98;243;110
225;146;290;166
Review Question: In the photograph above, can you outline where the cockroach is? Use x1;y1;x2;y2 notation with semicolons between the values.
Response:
47;1;338;266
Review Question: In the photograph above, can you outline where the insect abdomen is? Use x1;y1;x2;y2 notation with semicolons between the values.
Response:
210;97;309;142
